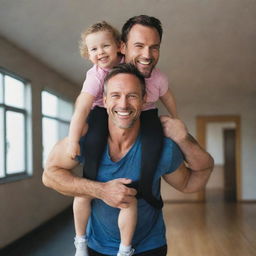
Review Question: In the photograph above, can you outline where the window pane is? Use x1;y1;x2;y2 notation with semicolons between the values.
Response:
42;117;58;165
4;75;25;108
58;122;69;139
42;91;58;117
6;111;25;174
58;99;73;121
0;73;3;103
0;108;4;177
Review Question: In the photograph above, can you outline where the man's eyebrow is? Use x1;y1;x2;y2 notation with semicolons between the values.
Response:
109;91;120;94
133;42;160;47
128;92;140;95
151;43;160;47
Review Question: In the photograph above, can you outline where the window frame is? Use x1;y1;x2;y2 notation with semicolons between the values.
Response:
0;67;32;184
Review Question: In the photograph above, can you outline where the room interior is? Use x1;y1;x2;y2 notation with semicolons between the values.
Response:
0;1;255;255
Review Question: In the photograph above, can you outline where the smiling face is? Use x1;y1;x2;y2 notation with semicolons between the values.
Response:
121;24;161;78
104;73;145;129
86;30;120;69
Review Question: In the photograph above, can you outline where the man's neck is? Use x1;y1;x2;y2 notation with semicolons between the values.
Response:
108;120;140;162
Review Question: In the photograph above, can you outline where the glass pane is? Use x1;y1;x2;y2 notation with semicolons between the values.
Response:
0;73;3;103
6;111;25;174
42;117;58;165
58;99;73;121
0;108;4;177
4;75;25;108
58;122;69;139
42;91;58;117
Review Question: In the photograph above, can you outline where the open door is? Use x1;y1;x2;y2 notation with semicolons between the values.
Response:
223;129;237;201
196;115;241;201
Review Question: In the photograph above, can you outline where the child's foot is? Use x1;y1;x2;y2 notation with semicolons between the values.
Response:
74;236;89;256
117;248;135;256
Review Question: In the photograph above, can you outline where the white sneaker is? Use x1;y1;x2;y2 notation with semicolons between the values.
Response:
74;239;89;256
117;248;135;256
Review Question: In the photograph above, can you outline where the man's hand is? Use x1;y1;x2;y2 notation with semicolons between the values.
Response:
160;115;188;143
99;178;137;209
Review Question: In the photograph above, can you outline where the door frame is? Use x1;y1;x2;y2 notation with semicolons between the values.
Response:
196;115;241;201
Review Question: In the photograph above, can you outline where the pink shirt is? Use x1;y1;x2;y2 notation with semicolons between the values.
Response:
81;64;169;110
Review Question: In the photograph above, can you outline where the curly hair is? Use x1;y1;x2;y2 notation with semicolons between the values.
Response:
79;21;120;58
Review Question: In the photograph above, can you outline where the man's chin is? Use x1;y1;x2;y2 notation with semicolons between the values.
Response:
137;67;153;78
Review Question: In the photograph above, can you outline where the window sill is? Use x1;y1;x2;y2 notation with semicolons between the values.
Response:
0;173;32;184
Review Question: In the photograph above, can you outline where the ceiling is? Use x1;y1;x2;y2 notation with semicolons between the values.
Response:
0;0;255;97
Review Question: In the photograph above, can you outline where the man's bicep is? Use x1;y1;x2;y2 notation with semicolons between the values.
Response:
163;162;190;192
46;137;79;170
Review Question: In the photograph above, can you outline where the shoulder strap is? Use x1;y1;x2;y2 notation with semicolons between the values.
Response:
83;106;164;209
83;107;108;180
139;113;164;209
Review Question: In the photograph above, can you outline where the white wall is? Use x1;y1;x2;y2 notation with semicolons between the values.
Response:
206;122;236;165
0;36;81;248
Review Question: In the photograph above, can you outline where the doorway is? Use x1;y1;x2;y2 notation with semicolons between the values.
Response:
196;116;241;202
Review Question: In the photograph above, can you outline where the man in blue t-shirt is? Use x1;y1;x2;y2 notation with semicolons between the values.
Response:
43;64;213;256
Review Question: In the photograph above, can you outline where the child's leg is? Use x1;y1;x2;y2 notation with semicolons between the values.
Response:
73;196;92;256
117;198;137;255
82;107;108;180
73;196;92;236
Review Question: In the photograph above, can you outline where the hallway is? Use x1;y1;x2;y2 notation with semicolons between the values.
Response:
1;201;256;256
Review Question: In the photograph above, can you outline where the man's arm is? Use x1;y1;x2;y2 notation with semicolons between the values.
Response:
42;138;137;208
160;116;214;193
160;88;178;118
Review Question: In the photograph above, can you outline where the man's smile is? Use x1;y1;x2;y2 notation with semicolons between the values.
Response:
137;58;152;65
114;110;133;117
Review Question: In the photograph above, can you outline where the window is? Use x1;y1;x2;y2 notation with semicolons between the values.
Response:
41;91;73;165
0;68;32;183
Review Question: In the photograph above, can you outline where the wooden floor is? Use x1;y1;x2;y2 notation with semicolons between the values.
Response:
2;192;256;256
164;199;256;255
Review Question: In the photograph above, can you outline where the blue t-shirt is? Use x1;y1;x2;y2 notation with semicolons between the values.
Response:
78;135;184;255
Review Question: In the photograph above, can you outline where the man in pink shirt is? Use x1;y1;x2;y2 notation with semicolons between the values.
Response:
83;16;177;187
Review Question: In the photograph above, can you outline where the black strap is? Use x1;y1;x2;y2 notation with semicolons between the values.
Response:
82;107;163;209
139;109;164;209
83;107;108;180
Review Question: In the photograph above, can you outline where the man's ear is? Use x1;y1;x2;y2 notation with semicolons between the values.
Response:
120;41;126;55
103;95;107;108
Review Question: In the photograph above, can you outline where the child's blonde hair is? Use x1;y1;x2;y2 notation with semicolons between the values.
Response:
79;21;121;59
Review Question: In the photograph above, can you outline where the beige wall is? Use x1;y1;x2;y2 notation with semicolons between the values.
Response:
157;0;256;201
0;36;81;248
1;0;256;248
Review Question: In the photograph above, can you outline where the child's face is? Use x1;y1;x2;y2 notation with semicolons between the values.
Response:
86;31;120;69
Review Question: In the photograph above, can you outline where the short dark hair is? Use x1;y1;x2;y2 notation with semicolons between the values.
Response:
104;63;146;97
121;15;163;43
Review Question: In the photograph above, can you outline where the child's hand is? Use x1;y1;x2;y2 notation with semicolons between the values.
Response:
67;141;80;160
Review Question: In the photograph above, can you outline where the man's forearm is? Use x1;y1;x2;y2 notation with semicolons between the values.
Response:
175;133;214;193
160;116;214;193
177;133;214;171
42;138;137;208
43;165;137;208
42;166;103;198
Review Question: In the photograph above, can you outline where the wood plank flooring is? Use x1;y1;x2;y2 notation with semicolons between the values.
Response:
164;201;256;256
1;198;256;256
